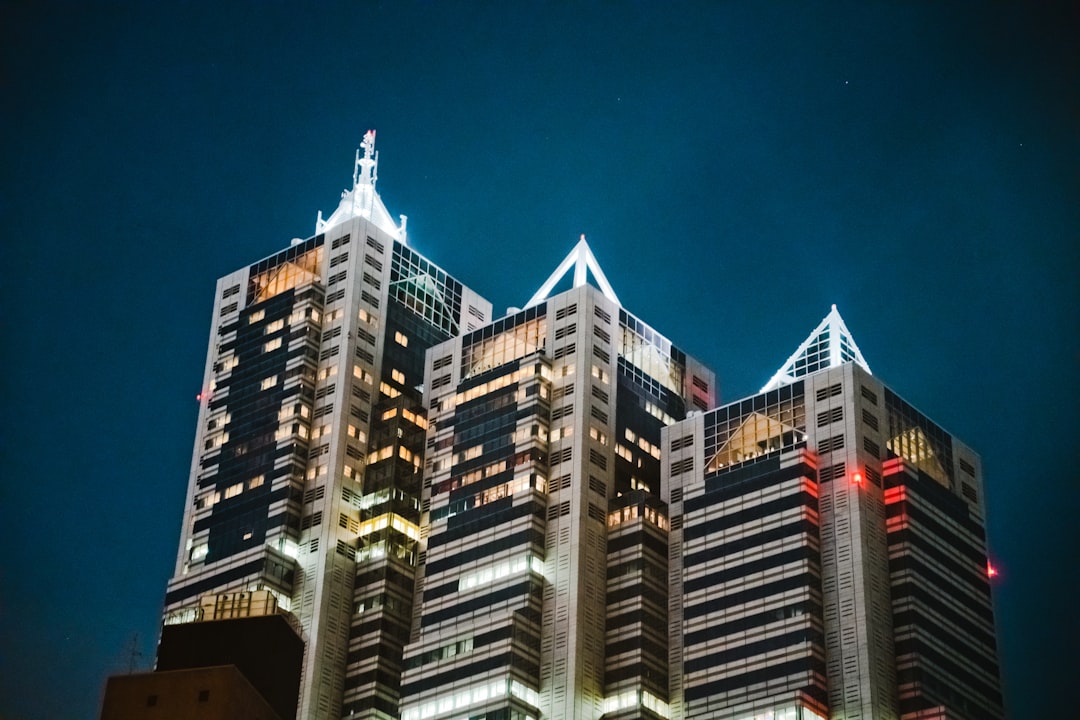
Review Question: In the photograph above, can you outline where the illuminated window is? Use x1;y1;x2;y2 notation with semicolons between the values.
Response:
391;368;406;384
463;315;547;378
402;408;428;429
368;446;395;464
195;491;220;510
225;482;243;499
261;375;278;390
456;445;482;463
318;366;338;380
248;310;265;323
266;319;284;333
380;382;401;398
590;426;608;445
395;331;409;347
248;475;265;489
263;338;282;352
249;244;324;303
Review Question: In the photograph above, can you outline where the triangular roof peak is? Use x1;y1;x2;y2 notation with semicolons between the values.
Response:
316;130;407;241
760;305;872;392
524;235;621;308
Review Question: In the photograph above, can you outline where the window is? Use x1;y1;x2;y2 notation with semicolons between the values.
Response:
816;382;842;401
248;310;265;323
225;482;243;499
263;337;282;352
862;408;879;431
671;458;694;475
818;434;845;453
391;368;406;384
394;331;409;347
261;375;278;390
817;406;844;426
671;435;693;451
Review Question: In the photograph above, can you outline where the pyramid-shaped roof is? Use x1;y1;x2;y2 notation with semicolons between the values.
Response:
524;236;621;308
760;305;871;392
316;130;405;240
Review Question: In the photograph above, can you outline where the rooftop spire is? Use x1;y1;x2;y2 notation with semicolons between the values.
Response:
524;235;621;308
316;130;402;240
760;304;872;392
354;129;378;189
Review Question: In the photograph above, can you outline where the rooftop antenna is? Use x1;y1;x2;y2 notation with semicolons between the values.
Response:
356;129;378;189
124;632;143;673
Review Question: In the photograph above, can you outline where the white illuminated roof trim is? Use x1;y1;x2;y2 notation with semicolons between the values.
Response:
525;235;621;308
760;304;872;392
316;129;407;241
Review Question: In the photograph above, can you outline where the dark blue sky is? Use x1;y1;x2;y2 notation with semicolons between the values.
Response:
2;2;1076;718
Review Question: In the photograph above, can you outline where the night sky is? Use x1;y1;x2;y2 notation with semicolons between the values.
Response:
2;2;1076;718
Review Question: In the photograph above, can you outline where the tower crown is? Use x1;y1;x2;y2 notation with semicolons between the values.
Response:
760;304;871;392
524;235;621;308
316;130;408;241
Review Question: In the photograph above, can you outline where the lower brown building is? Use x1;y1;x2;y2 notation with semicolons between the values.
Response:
100;665;280;720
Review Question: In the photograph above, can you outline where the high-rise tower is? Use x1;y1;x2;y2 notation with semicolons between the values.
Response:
663;307;1002;720
399;239;715;720
162;132;491;720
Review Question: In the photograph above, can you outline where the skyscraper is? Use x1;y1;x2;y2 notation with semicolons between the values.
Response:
162;131;491;720
663;308;1002;720
398;241;714;720
158;135;1002;720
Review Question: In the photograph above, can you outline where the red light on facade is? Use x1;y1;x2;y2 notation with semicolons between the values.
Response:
196;393;203;401
987;561;998;578
852;472;863;485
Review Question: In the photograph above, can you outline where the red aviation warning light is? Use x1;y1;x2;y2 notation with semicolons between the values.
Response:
987;561;998;579
851;471;863;485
